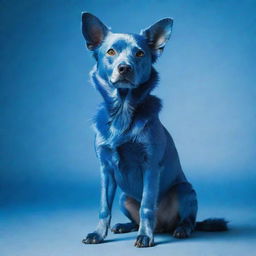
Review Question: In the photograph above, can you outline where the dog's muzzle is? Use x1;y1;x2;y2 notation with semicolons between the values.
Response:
111;63;135;88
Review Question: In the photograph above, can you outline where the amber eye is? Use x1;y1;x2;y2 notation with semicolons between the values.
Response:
107;48;116;56
136;50;145;57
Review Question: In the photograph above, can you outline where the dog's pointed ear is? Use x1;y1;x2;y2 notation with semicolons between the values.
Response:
141;18;173;60
82;12;109;51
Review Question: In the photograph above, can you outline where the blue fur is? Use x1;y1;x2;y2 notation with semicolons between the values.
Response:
81;12;201;247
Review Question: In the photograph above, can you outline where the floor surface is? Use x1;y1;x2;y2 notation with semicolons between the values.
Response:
1;205;256;256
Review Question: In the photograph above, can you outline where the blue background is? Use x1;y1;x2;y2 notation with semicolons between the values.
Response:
1;1;256;255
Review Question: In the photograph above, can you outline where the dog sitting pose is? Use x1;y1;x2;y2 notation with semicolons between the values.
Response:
81;13;227;248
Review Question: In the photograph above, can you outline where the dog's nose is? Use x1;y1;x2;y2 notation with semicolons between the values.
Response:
118;64;132;75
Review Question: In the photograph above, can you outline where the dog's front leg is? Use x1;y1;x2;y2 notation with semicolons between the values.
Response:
135;166;160;248
83;166;116;244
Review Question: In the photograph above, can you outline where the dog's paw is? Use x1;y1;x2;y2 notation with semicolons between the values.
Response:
82;232;103;244
134;235;154;248
173;226;191;239
111;222;138;234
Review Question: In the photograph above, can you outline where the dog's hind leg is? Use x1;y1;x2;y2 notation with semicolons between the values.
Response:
172;182;198;239
111;193;140;234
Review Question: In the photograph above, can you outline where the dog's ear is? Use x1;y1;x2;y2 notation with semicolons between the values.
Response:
141;18;173;60
82;12;109;50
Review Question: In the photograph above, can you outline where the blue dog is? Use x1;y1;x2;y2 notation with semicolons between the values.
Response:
81;13;227;247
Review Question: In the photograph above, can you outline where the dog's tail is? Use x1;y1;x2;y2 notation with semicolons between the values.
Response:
195;218;228;231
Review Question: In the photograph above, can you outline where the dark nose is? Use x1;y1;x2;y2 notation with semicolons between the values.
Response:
118;64;132;75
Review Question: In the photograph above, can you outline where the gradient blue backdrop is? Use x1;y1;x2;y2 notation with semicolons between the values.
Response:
1;0;255;210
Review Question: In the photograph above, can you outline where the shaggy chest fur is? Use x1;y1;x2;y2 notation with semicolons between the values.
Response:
94;91;161;149
93;90;162;199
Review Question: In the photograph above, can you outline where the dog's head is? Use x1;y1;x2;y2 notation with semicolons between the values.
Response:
82;13;173;89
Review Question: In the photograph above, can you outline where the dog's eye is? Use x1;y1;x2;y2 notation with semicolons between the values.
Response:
107;49;116;56
136;50;145;57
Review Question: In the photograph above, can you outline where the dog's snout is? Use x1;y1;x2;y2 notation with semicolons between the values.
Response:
118;64;132;75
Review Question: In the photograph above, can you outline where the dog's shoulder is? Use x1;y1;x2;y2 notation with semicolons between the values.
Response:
129;95;162;139
136;95;162;119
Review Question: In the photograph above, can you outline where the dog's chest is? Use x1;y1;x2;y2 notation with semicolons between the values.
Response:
113;142;146;199
95;123;146;199
95;105;143;148
94;99;150;198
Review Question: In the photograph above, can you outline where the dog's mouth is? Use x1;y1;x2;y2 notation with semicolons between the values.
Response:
111;78;136;88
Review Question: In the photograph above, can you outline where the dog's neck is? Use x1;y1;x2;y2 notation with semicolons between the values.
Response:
91;67;159;133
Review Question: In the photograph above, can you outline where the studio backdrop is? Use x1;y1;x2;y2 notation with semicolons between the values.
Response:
0;0;255;209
